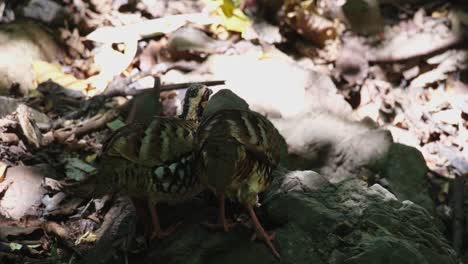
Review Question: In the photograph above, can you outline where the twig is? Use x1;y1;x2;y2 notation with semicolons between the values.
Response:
159;80;225;92
452;173;465;256
42;221;82;257
369;34;466;63
53;108;122;143
103;80;225;97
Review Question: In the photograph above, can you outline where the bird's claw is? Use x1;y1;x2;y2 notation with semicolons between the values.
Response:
150;222;181;240
250;230;276;242
250;230;280;259
202;219;236;232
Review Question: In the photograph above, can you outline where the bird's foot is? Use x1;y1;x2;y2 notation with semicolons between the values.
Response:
250;230;276;242
150;222;181;240
202;219;236;232
250;230;280;259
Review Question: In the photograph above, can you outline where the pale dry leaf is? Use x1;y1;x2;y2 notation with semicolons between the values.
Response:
0;166;46;220
86;13;215;43
42;192;66;213
432;109;461;125
410;51;468;88
87;39;138;92
16;104;42;148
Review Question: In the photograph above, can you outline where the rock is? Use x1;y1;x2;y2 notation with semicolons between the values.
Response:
0;97;20;117
0;19;63;95
181;53;351;118
167;27;230;55
0;97;51;128
380;143;434;212
143;169;456;264
271;110;393;182
17;0;67;25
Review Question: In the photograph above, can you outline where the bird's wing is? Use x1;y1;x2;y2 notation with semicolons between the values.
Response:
197;110;281;167
105;117;196;167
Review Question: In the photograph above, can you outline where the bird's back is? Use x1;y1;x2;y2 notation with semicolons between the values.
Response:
195;110;281;203
99;117;202;202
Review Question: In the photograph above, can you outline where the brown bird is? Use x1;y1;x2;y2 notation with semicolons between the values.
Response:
99;84;212;239
194;109;282;258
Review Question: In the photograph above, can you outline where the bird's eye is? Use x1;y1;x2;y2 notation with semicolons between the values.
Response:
186;88;197;97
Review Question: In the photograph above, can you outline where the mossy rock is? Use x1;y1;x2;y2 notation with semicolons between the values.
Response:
143;169;456;264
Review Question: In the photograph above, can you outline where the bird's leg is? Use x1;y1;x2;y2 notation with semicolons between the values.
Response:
245;204;280;259
203;193;236;232
130;197;152;236
148;201;180;239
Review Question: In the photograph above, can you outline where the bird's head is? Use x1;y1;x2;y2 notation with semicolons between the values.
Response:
179;84;213;121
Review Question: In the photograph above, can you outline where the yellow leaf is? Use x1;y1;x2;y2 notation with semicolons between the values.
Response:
206;0;251;33
85;153;98;163
75;231;97;245
32;60;89;92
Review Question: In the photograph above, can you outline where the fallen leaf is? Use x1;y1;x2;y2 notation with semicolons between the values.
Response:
86;13;215;42
87;39;138;93
106;119;126;131
65;167;86;181
432;109;461;125
47;198;83;216
27;244;42;249
32;60;89;91
207;0;251;34
65;158;96;181
66;158;96;173
75;231;97;245
85;153;98;163
9;242;22;251
42;192;66;213
0;161;7;183
16;104;43;148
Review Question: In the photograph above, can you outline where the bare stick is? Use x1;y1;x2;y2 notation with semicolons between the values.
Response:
369;34;465;63
159;80;225;92
452;173;465;255
53;108;122;143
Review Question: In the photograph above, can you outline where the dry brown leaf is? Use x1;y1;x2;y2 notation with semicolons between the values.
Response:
0;161;7;183
281;0;336;47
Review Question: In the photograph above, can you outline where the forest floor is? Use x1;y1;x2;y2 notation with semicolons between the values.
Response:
0;0;466;263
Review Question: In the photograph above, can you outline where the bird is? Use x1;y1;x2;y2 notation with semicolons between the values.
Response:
98;84;212;239
194;108;282;258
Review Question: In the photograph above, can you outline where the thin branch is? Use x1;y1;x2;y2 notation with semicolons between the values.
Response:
452;173;465;255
